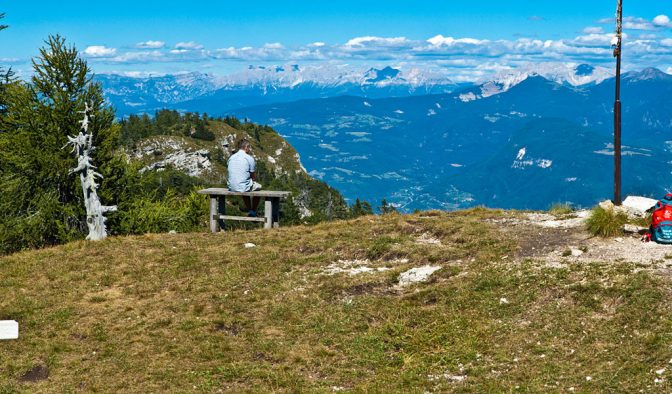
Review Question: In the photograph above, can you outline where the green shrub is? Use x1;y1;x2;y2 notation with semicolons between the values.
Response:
549;203;573;215
116;190;208;234
586;206;628;237
367;236;395;259
190;128;215;141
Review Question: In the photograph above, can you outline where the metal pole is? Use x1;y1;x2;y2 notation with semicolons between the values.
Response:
613;0;623;205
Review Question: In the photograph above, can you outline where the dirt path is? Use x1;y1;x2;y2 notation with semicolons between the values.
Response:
489;211;672;268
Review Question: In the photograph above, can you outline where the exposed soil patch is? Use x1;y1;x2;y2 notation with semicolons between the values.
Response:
490;215;589;260
213;322;240;336
514;226;588;259
342;282;377;296
19;364;49;383
342;281;398;297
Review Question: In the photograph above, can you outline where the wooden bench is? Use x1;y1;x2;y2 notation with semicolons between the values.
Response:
198;188;291;232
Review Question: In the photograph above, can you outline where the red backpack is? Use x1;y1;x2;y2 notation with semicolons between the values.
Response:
651;193;672;244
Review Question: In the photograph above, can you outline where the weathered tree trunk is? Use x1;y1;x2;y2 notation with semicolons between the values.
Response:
65;103;117;241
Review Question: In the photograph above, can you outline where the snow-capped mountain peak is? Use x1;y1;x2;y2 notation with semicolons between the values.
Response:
220;64;453;90
624;67;672;82
458;63;614;102
363;66;403;84
490;63;612;88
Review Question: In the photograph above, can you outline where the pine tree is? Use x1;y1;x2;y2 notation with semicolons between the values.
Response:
0;35;118;253
379;198;397;215
0;13;15;117
350;198;373;217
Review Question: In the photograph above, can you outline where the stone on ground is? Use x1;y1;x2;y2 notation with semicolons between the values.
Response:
624;224;648;234
622;196;657;217
398;265;441;287
599;200;615;211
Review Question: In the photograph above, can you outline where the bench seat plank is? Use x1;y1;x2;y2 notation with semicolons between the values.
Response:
198;188;290;198
215;215;266;223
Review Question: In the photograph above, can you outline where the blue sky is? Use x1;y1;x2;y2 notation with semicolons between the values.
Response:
1;0;671;79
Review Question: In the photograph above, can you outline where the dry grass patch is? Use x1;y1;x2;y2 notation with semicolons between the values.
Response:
1;210;672;392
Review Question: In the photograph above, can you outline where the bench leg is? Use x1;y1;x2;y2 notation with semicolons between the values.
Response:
264;199;273;229
218;196;226;231
272;197;280;228
209;197;218;233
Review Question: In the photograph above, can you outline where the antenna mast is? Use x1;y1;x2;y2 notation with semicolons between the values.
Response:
613;0;623;205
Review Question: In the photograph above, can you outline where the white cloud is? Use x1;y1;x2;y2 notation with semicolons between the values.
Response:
582;27;603;34
653;15;671;27
83;15;672;81
136;40;165;49
427;35;485;46
99;70;166;78
600;16;658;30
639;33;658;40
94;50;165;63
175;41;204;50
263;42;284;49
0;57;21;64
344;36;410;47
574;33;618;46
83;45;117;57
623;17;655;30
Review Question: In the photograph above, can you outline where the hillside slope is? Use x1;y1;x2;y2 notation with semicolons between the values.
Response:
117;113;355;225
2;209;672;392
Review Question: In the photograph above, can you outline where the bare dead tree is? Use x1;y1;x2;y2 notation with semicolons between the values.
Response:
65;103;117;240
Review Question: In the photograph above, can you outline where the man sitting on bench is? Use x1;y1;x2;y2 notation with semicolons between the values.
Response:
228;139;262;217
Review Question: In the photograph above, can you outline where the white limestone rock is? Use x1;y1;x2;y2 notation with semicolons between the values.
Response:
599;200;615;211
398;265;441;287
141;149;212;177
622;196;657;217
624;224;648;234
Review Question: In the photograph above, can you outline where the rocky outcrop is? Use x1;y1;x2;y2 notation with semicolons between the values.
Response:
141;149;211;177
133;138;212;177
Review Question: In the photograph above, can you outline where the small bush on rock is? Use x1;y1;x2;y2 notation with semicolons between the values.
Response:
586;206;628;237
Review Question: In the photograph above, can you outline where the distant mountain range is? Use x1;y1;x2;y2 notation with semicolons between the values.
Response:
96;64;672;211
230;68;672;211
96;63;615;116
95;65;460;117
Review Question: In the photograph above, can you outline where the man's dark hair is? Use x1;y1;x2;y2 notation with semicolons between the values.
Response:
238;139;251;151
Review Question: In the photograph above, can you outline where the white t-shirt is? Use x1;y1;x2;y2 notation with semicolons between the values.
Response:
227;150;256;192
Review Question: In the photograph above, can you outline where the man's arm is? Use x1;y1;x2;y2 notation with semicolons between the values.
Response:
248;156;257;181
